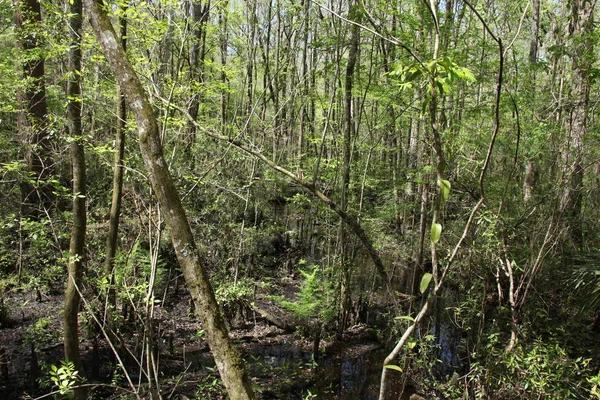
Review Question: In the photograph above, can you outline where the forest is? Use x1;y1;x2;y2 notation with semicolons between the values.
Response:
0;0;600;398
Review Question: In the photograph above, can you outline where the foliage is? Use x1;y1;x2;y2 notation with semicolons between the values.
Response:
588;371;600;399
111;239;168;316
469;336;591;399
278;263;337;324
0;0;600;397
194;371;226;399
47;360;82;397
214;278;254;322
16;216;68;291
569;250;600;313
24;317;60;350
389;56;476;94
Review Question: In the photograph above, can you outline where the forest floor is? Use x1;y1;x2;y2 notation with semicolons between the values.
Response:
0;285;404;400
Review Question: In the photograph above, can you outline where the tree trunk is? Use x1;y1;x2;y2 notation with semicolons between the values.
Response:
529;0;540;64
105;4;127;318
14;0;53;219
339;1;360;332
219;1;229;135
560;0;593;247
186;0;210;165
246;0;257;135
64;0;86;398
84;1;255;398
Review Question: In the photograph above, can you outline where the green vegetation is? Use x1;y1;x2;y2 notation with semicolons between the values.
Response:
1;0;600;398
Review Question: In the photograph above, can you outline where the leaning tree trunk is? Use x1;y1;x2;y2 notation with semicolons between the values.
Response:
64;0;86;398
83;1;255;399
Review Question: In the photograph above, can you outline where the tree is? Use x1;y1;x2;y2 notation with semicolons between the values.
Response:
14;0;53;219
83;0;256;398
63;0;86;398
559;0;594;247
338;0;360;332
104;1;127;320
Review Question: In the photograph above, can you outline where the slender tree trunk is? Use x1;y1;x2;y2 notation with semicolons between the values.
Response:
260;0;275;120
298;0;311;174
185;0;210;166
523;0;539;204
105;4;127;318
246;0;257;135
14;0;53;219
84;1;255;398
64;0;86;397
530;0;540;64
339;1;360;331
428;0;443;286
220;1;229;135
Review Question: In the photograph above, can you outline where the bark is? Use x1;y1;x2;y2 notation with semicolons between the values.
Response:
186;0;210;156
14;0;53;218
105;5;127;316
560;0;593;247
339;1;360;332
523;160;535;203
219;1;229;135
428;0;442;287
260;0;275;119
64;0;86;397
529;0;540;64
524;0;539;205
246;0;257;131
83;1;255;398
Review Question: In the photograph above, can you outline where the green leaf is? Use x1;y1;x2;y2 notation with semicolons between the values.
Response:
458;66;476;83
431;223;442;243
420;272;433;294
384;364;403;372
405;66;423;82
435;77;451;93
422;96;431;115
439;179;451;202
426;59;438;73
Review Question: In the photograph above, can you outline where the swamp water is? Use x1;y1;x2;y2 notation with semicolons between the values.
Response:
250;343;404;399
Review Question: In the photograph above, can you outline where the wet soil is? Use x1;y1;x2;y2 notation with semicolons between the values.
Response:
0;287;404;400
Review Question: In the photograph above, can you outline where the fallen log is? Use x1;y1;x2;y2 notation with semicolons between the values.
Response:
251;302;295;332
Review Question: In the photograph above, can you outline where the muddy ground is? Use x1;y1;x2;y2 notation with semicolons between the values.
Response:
0;287;409;400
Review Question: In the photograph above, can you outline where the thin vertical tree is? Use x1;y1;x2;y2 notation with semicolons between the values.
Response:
219;0;229;135
185;0;210;166
338;0;360;332
105;2;128;318
63;0;86;397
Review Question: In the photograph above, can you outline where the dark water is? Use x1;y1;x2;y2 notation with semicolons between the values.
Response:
245;342;403;399
252;324;461;399
183;329;460;399
310;348;403;400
